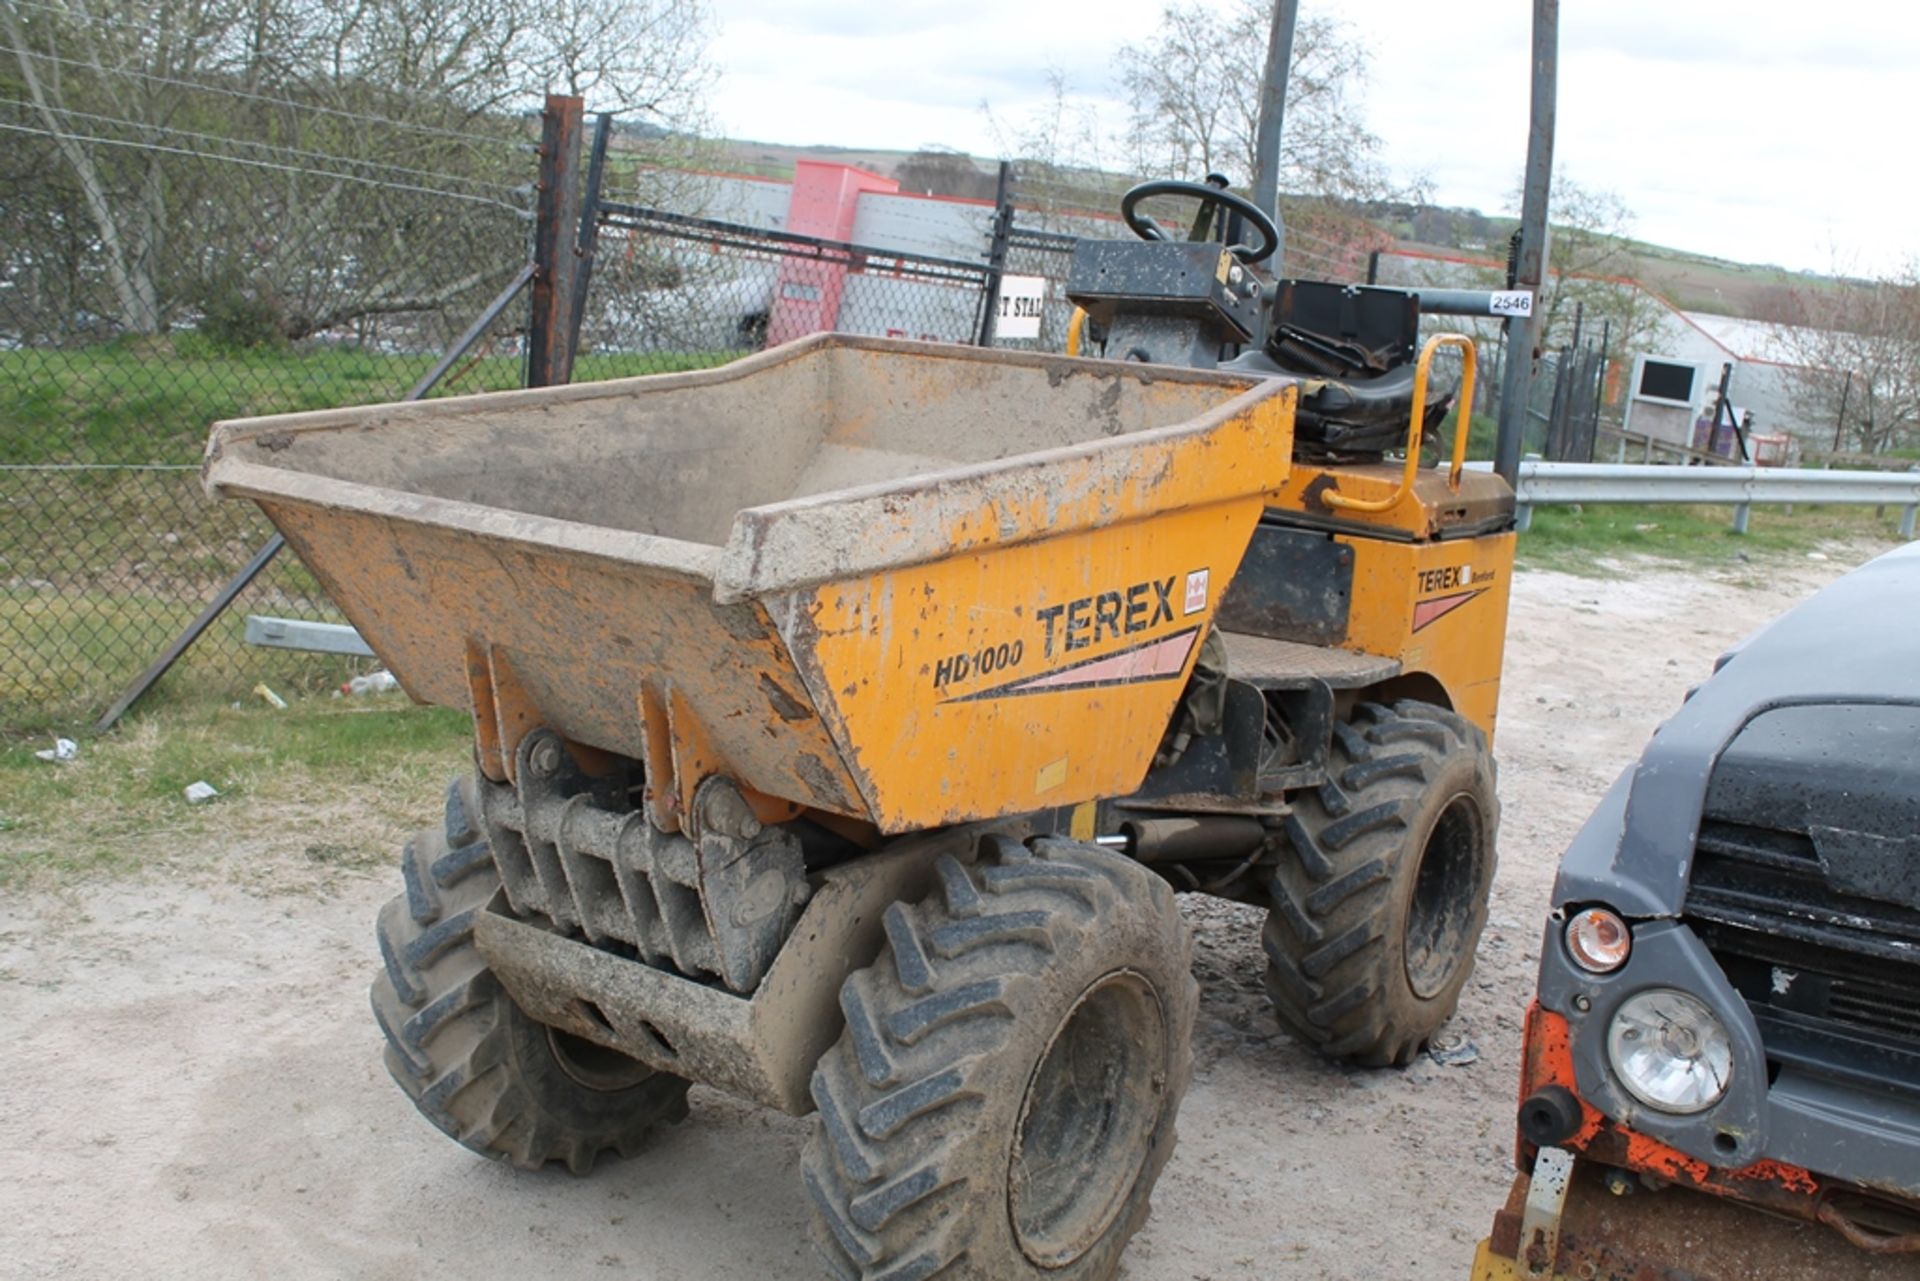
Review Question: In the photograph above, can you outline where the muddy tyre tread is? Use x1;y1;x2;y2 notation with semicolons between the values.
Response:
802;836;1197;1281
1263;699;1499;1068
371;775;689;1174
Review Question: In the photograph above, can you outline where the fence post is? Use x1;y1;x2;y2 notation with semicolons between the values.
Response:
1834;370;1851;452
528;93;585;387
1902;504;1917;540
566;112;615;364
1731;502;1751;535
976;161;1014;347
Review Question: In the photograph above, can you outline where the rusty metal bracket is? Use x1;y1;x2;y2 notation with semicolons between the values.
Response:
1519;1145;1575;1275
477;823;979;1113
1818;1200;1920;1255
480;736;809;995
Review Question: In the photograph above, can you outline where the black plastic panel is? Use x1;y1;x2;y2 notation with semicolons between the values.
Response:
1215;521;1353;645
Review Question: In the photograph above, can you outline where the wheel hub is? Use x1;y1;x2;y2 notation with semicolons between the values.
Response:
546;1026;656;1093
1404;793;1487;1000
1008;970;1169;1268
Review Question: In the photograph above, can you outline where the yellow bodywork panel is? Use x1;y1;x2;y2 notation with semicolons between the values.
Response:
1468;1239;1528;1280
1340;530;1516;742
258;500;870;826
797;498;1266;831
206;336;1302;834
1256;451;1517;741
786;381;1299;830
207;330;1515;833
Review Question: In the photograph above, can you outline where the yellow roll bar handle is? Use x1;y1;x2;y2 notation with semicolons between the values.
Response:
1322;332;1477;514
1066;306;1089;358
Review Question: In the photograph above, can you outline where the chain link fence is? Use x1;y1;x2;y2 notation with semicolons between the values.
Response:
582;203;997;374
3;103;1416;735
1;60;533;733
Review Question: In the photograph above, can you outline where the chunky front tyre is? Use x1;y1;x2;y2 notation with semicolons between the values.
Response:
1263;699;1499;1067
802;835;1198;1281
370;775;690;1173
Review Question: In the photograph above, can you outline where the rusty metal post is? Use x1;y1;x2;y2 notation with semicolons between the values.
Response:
1494;0;1557;484
528;94;585;387
976;160;1013;346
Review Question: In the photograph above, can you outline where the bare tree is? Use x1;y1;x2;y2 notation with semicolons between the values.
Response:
893;148;997;201
518;0;711;123
1112;4;1409;279
1;0;254;333
1533;171;1636;347
1115;3;1386;200
1769;266;1920;454
982;68;1123;218
0;0;714;338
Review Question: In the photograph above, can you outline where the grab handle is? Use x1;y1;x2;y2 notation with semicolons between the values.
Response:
1323;332;1477;513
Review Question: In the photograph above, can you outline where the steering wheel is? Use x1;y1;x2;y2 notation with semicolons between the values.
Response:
1120;179;1279;265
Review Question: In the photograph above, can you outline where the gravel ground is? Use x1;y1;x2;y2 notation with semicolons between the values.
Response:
0;555;1865;1280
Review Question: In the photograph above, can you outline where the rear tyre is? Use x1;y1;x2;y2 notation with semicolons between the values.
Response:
802;835;1197;1280
370;774;690;1174
1263;700;1498;1067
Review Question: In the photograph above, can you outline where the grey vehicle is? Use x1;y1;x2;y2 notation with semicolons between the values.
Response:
1473;541;1920;1279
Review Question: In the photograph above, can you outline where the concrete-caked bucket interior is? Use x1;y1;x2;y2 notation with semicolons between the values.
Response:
225;338;1264;549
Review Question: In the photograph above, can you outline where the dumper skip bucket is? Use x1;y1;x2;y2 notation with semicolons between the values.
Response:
206;335;1296;833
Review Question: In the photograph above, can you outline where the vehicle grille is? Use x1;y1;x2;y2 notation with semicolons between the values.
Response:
1684;819;1920;1094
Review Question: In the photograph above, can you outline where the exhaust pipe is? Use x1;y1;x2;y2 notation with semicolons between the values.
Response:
1116;817;1268;863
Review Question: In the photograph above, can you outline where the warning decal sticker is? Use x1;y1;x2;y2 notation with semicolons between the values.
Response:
942;626;1201;703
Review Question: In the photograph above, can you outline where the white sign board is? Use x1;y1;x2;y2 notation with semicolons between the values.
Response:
995;275;1048;339
1487;290;1534;318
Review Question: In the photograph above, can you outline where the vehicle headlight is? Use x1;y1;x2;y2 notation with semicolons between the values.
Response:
1606;988;1733;1114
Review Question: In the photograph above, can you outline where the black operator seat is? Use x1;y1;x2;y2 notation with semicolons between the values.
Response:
1222;280;1456;456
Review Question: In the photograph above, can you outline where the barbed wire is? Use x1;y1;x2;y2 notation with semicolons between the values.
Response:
0;24;526;149
0;119;531;212
0;91;523;197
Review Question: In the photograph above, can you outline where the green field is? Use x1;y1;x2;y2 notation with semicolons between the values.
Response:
0;338;748;738
2;337;737;466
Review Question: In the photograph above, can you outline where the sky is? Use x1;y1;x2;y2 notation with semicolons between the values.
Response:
700;0;1920;277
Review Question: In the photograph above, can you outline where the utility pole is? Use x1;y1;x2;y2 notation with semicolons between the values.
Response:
1494;0;1557;484
1250;0;1299;268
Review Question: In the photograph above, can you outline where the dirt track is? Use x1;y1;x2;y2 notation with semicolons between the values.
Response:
0;556;1863;1280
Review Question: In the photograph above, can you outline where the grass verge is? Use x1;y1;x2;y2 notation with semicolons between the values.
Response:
1;585;368;739
1515;502;1907;576
0;697;473;891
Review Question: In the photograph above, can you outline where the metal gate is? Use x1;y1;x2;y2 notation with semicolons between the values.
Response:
584;203;1000;372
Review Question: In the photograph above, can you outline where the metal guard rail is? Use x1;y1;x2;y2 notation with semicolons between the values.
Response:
1474;461;1920;539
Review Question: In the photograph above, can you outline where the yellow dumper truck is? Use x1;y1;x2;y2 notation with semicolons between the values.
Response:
208;182;1517;1278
